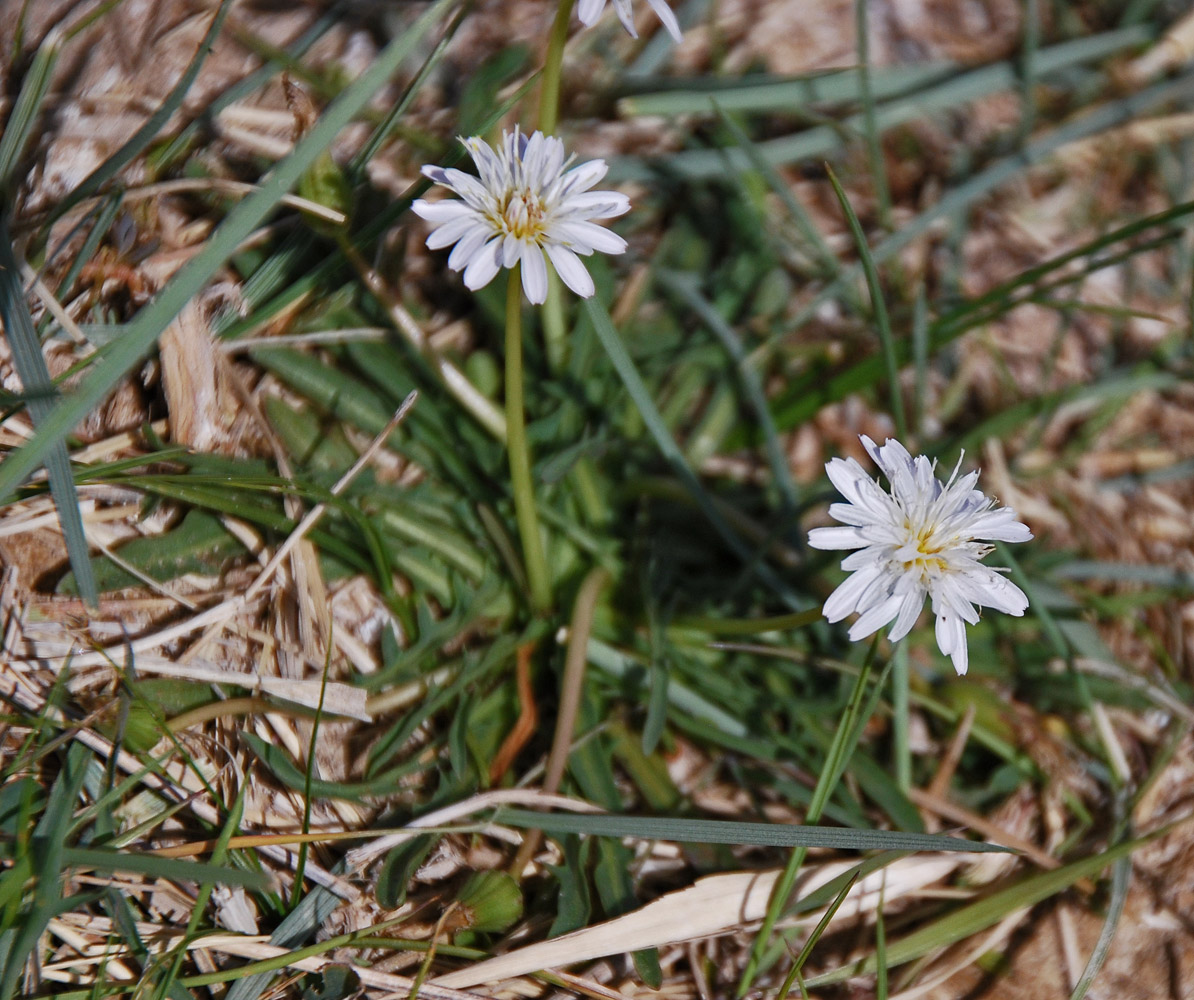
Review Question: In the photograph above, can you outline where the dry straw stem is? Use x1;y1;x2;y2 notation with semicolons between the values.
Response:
20;261;90;345
6;394;415;689
42;915;484;1000
1123;10;1194;84
0;662;359;899
434;855;962;988
1051;112;1194;171
243;392;417;601
37;177;347;232
70;654;369;720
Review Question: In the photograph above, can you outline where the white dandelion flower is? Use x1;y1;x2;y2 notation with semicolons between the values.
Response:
411;128;631;305
808;435;1032;676
576;0;682;41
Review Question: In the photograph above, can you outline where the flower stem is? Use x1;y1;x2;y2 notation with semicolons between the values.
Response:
542;269;568;371
892;640;911;792
505;266;553;614
539;0;576;135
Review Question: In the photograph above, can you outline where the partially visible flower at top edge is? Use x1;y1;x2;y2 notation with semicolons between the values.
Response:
412;128;630;305
576;0;683;42
807;435;1032;676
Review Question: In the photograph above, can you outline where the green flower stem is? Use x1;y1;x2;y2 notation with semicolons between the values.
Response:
538;3;576;371
539;0;576;135
571;453;608;526
893;640;911;792
506;266;553;613
542;269;569;370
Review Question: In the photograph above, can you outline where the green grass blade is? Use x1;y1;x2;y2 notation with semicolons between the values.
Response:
712;104;850;289
154;7;343;169
854;0;892;229
0;0;456;502
0;742;90;1000
619;62;956;117
740;641;886;994
495;808;1009;853
62;847;266;889
0;24;61;193
1068;853;1130;1000
0;217;97;607
224;880;345;1000
759;196;1194;440
825;165;906;438
585;637;749;738
613;28;1155;181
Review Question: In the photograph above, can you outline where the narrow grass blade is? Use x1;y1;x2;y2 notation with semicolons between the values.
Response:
62;847;266;889
349;4;466;173
776;870;860;998
804;834;1149;986
47;0;234;224
825;165;906;438
0;0;457;501
1068;853;1130;999
152;7;341;171
854;0;893;228
582;296;809;611
495;808;1008;853
0;742;89;1000
224;881;344;1000
712;105;847;284
44;192;121;307
740;641;885;994
619;62;955;117
0;218;97;606
612;27;1156;180
0;24;61;193
585;637;749;738
760;196;1194;439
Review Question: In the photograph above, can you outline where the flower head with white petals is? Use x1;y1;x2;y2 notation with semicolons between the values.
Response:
808;435;1032;676
412;128;630;305
577;0;682;41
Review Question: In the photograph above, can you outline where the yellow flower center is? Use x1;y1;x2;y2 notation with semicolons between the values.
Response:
496;190;547;241
901;521;947;576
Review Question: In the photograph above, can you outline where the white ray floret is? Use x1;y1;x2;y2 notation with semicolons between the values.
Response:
412;128;631;305
808;435;1032;676
576;0;682;41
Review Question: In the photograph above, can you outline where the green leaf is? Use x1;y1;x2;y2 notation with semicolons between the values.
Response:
242;732;423;799
62;847;266;889
376;834;436;909
57;509;247;595
547;835;592;937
